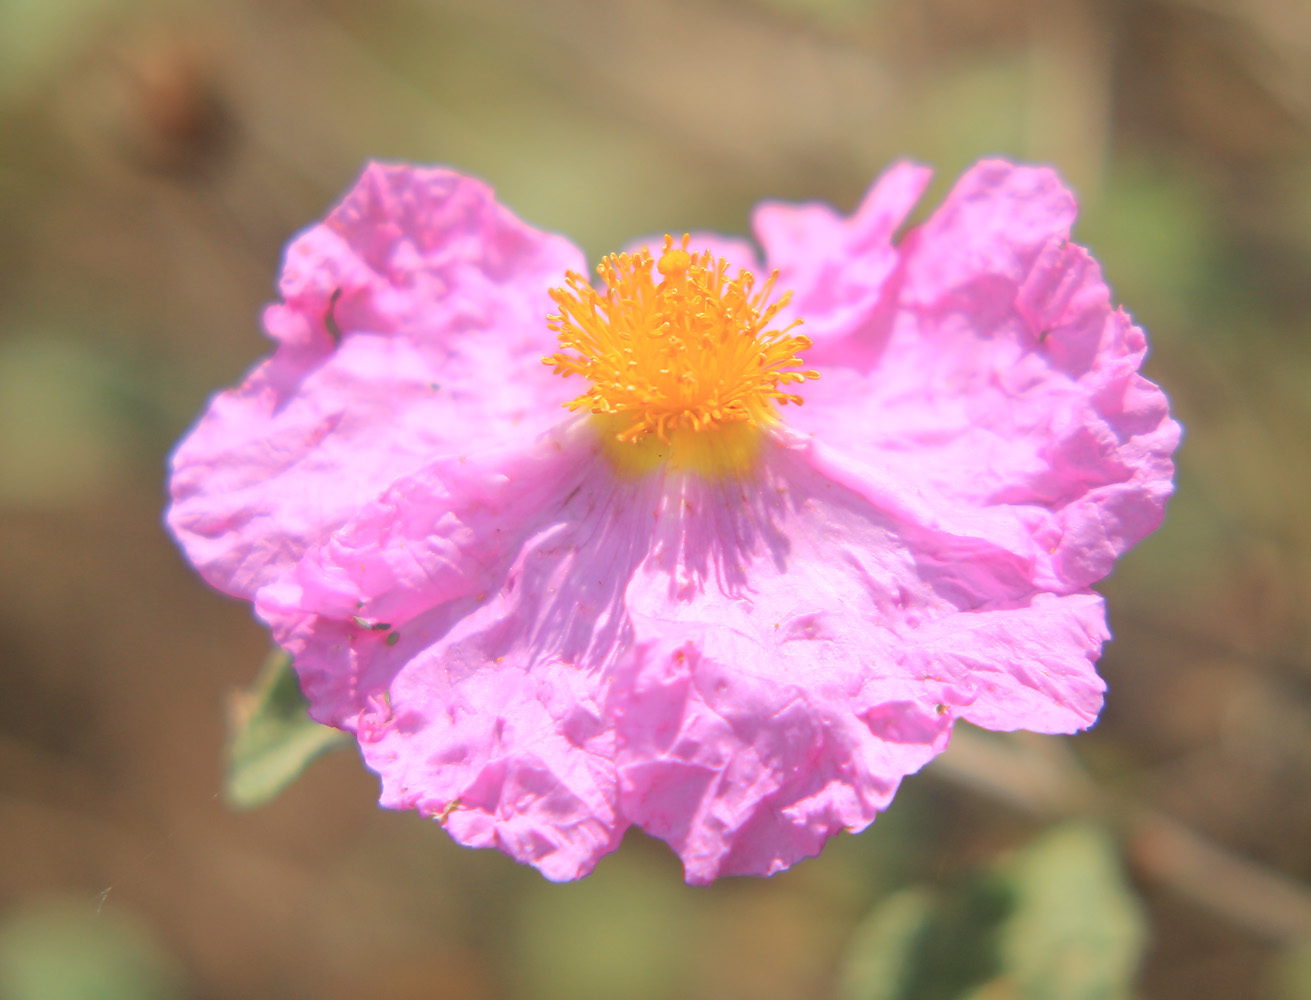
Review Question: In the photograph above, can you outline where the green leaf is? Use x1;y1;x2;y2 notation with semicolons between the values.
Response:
998;823;1147;1000
836;889;936;1000
835;868;1011;1000
834;822;1147;1000
0;897;185;1000
224;650;350;809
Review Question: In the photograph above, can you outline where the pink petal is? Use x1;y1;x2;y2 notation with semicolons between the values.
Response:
254;421;603;729
256;421;648;879
900;159;1078;305
613;433;1108;882
167;157;1181;884
753;160;931;356
273;419;1115;883
360;651;625;882
786;161;1180;591
167;163;584;599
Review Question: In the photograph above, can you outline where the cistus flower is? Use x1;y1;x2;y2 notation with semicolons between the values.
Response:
168;159;1179;884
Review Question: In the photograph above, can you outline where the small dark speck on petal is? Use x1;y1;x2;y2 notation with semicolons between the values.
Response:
324;287;343;343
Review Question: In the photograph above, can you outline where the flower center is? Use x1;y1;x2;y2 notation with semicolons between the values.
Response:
544;235;818;474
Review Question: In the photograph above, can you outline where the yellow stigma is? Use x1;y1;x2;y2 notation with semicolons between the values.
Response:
543;234;818;475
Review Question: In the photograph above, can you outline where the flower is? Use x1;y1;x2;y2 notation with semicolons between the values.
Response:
167;159;1179;884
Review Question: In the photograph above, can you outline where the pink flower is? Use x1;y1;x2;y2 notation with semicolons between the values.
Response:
167;159;1179;883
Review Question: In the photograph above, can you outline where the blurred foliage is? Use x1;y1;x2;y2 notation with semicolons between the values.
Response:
224;650;349;810
998;824;1146;1000
2;0;1310;998
837;824;1146;1000
0;898;184;1000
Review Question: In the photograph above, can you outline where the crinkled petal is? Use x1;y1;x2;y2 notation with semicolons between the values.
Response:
167;157;1180;885
359;651;625;882
752;160;931;355
899;159;1077;303
256;420;654;879
611;432;1108;882
167;162;584;599
255;421;602;728
783;160;1180;591
276;416;1115;883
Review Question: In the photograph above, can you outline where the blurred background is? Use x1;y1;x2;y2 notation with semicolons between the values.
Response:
2;0;1310;997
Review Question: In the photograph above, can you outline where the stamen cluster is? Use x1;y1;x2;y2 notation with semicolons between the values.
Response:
544;235;818;443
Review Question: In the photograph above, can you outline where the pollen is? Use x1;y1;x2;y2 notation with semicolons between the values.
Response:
543;234;818;470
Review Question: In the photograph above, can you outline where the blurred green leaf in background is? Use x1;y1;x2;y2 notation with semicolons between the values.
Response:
0;897;184;1000
838;823;1146;1000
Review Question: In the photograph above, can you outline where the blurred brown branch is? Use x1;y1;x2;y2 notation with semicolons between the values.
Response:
934;726;1311;945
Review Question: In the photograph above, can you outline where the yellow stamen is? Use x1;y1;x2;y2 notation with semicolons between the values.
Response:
543;234;818;475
